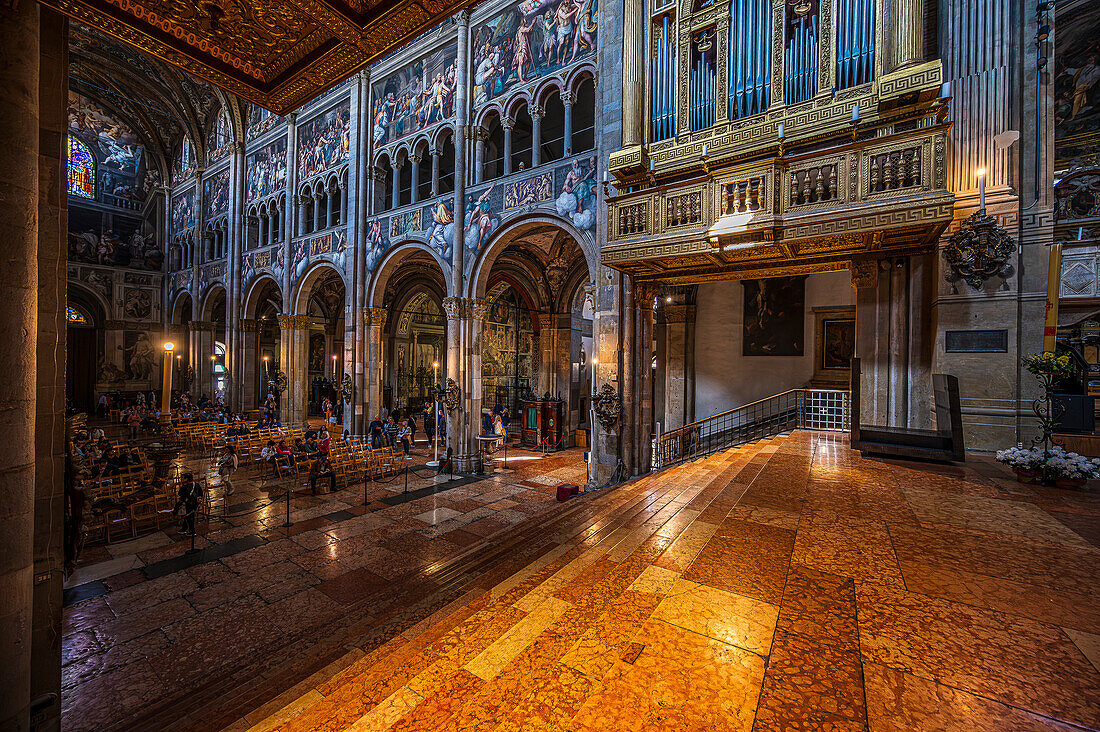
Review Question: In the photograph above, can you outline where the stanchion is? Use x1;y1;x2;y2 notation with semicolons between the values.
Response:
403;462;409;494
282;478;293;528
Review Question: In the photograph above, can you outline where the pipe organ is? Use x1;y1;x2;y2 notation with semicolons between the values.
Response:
836;0;875;90
689;30;718;132
727;0;772;120
651;13;677;142
784;2;819;106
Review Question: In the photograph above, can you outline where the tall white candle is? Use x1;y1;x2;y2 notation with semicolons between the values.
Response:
977;169;986;210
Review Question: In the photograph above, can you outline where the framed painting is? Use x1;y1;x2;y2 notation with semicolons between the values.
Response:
742;276;805;356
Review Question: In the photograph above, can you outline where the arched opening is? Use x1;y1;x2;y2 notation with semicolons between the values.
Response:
396;149;412;207
297;268;346;423
511;103;533;172
246;278;283;409
540;90;566;163
482;111;505;182
436;129;455;195
377;154;394;212
390;291;446;415
201;287;227;399
572;76;596;153
414;140;432;201
66;285;105;413
481;281;537;428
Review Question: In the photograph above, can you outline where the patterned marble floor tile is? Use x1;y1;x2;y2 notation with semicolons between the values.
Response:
682;519;795;605
856;583;1100;728
651;579;778;655
791;511;904;588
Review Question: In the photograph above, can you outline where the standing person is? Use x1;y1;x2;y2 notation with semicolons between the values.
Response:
368;414;385;449
97;393;109;419
408;413;417;446
397;419;412;457
218;444;238;495
126;408;142;440
424;401;435;444
175;472;203;536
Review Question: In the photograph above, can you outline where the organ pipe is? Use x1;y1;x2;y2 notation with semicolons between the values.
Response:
728;0;771;120
650;14;676;141
785;9;818;105
837;0;875;90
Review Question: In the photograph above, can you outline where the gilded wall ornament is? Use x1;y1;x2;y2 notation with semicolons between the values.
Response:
941;210;1015;289
339;373;353;402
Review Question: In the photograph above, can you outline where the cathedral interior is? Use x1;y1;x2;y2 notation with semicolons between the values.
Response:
3;0;1100;729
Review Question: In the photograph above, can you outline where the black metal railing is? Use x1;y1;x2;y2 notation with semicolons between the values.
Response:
653;389;849;469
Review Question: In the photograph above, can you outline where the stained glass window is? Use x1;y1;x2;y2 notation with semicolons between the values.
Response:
66;306;88;325
67;136;95;199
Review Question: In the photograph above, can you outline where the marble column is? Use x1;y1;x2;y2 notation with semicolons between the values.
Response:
466;298;491;470
502;117;514;176
391;161;402;209
297;196;309;236
278;314;311;426
531;107;542;167
0;1;41;727
430;148;441;196
474;128;486;185
239;319;258;408
409;154;421;204
189;320;215;397
562;91;575;156
326;186;336;228
443;296;465;464
313;192;323;232
662;304;695;430
366;307;387;423
340;182;348;225
227;142;245;410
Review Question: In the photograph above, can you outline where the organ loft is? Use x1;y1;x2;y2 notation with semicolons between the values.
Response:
2;0;1099;730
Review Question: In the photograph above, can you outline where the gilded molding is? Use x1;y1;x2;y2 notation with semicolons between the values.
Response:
239;318;259;332
442;296;464;320
849;259;879;289
366;307;388;328
277;314;313;330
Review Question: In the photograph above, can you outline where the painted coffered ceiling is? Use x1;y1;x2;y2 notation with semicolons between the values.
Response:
43;0;477;115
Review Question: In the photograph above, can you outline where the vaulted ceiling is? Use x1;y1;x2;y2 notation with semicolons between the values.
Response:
45;0;477;115
69;21;245;180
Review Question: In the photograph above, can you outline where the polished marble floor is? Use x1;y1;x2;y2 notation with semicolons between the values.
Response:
63;432;1100;731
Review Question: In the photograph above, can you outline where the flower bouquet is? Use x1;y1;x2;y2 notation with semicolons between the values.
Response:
1023;351;1074;377
995;445;1100;488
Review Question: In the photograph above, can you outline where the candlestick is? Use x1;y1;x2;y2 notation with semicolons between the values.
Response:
977;169;986;211
777;122;784;139
1079;226;1086;241
851;105;859;122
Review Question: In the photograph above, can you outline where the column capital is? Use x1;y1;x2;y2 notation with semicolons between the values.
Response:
536;313;554;330
239;318;258;332
662;304;696;324
474;126;489;142
530;105;544;120
455;8;471;25
278;313;313;330
365;306;388;328
501;116;515;131
633;282;659;307
409;154;422;165
469;298;492;321
849;259;879;289
560;90;575;106
442;296;465;319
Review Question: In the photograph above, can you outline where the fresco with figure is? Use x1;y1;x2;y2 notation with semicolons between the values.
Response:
172;188;197;232
173;139;195;185
204;169;230;219
247;104;285;142
372;45;458;146
1055;2;1100;163
472;0;598;104
247;138;288;201
67;91;149;201
743;277;805;356
363;155;596;273
68;224;162;271
298;103;351;181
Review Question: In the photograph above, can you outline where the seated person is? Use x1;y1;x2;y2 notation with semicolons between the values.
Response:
303;436;319;455
304;427;318;441
261;440;287;475
317;428;331;455
396;420;412;456
309;455;335;494
276;439;295;465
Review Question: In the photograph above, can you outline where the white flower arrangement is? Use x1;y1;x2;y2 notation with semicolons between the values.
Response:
996;445;1100;480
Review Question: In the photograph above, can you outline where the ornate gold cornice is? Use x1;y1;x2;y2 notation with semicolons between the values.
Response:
188;320;217;332
662;304;696;324
277;314;313;330
849;259;879;289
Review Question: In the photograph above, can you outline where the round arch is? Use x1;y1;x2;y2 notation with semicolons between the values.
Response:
242;275;283;319
67;280;110;324
292;261;348;315
465;213;598;300
201;283;227;321
170;291;194;324
367;240;453;308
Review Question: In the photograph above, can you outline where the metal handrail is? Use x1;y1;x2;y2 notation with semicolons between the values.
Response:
653;388;849;469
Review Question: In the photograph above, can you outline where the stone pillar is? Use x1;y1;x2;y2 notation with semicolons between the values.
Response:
409;154;421;204
189;320;215;397
443;296;465;463
430;148;441;196
340;182;348;225
474;127;486;185
239;319;258;408
465;298;491;470
365;307;387;423
227;142;245;410
562;91;575;156
325;186;334;228
391;162;402;209
313;192;323;232
891;0;925;72
278;314;311;426
633;283;656;472
298;196;309;236
0;1;40;728
531;107;542;167
502;116;514;176
537;313;554;395
662;304;695;430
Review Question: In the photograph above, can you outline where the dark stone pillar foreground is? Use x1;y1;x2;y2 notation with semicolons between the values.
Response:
0;1;41;730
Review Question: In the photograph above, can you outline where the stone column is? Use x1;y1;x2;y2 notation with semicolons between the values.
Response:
278;314;311;426
531;107;542;167
189;320;215;397
313;192;323;231
239;319;258;408
366;307;387;423
537;313;554;395
340;182;348;225
0;1;40;727
466;298;491;471
391;161;402;209
430;148;441;196
297;196;309;236
891;0;925;72
502;116;514;176
661;304;695;431
474;127;486;185
325;186;335;228
562;91;575;156
634;283;656;472
409;154;421;204
443;296;465;463
227;142;245;410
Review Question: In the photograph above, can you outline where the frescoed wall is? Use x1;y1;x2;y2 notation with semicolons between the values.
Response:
246;138;287;201
1055;1;1100;164
297;102;351;181
207;111;232;164
472;0;598;104
173;138;195;185
246;104;284;142
67;91;149;201
172;188;196;232
372;46;458;146
204;169;230;219
68;225;163;271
